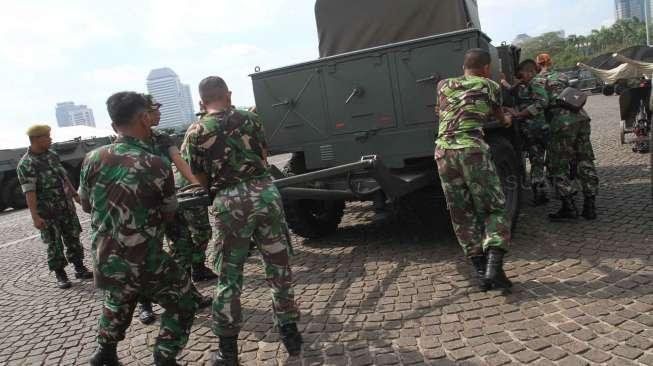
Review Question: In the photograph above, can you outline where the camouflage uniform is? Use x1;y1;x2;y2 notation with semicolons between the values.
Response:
151;130;211;271
435;75;511;257
533;71;599;199
16;149;84;271
183;107;299;337
78;135;198;359
514;79;549;186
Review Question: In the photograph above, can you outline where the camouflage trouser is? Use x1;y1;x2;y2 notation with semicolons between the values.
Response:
210;177;299;337
521;121;549;186
435;146;511;257
548;118;599;198
97;254;199;359
40;206;83;271
184;207;211;266
166;206;211;271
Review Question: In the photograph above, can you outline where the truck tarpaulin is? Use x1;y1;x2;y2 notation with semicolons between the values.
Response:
315;0;481;58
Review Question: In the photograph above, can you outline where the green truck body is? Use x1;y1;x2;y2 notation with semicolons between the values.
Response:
250;2;523;239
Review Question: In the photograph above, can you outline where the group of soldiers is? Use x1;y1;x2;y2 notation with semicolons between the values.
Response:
15;48;600;365
17;77;302;365
435;49;599;292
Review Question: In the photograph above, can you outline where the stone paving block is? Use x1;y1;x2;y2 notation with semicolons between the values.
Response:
0;94;650;365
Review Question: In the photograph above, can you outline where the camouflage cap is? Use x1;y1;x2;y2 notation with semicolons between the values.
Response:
26;124;51;137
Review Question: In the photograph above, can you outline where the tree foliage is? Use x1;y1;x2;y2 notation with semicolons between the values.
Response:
519;19;648;68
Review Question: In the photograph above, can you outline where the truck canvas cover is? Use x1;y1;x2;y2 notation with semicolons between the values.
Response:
315;0;481;57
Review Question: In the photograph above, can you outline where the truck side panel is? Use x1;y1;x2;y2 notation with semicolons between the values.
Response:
252;29;494;170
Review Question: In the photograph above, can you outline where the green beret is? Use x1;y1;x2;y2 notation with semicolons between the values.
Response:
26;124;52;137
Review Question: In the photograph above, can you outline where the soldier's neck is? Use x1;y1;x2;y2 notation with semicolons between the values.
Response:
29;145;48;155
464;69;487;78
205;102;231;114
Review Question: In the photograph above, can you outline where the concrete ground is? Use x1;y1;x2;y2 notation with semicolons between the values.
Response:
0;95;651;365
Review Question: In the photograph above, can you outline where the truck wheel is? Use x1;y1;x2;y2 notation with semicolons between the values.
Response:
282;153;345;239
602;85;615;96
2;177;27;209
487;136;521;230
284;198;345;239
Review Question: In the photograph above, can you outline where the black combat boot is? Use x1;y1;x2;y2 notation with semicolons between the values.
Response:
581;196;597;220
72;260;93;279
191;263;218;282
470;256;491;291
89;342;121;366
153;352;181;366
531;184;549;206
138;302;156;325
211;336;239;366
548;197;578;221
279;323;303;357
485;248;513;290
54;268;71;289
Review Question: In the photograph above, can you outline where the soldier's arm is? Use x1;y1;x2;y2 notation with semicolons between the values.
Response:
170;150;201;185
77;153;94;213
25;192;46;229
181;126;209;188
251;113;270;163
16;161;46;229
516;79;550;119
160;167;178;222
489;80;511;127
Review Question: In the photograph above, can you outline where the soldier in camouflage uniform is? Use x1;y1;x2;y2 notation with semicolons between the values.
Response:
135;96;216;326
16;124;93;289
82;92;199;366
435;49;513;291
183;76;301;365
534;54;599;220
503;59;550;205
146;95;215;280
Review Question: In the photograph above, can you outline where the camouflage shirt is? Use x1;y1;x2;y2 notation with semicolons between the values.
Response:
516;76;549;128
78;135;178;289
435;75;502;149
150;129;177;164
528;71;590;125
16;149;74;216
182;107;269;193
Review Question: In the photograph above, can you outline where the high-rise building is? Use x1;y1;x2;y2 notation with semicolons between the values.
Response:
146;68;196;130
615;0;650;21
55;102;96;127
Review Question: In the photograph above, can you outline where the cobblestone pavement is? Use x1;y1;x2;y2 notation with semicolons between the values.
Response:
0;95;651;365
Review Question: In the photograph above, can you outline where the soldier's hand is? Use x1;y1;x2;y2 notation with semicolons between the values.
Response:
502;114;513;128
32;215;46;230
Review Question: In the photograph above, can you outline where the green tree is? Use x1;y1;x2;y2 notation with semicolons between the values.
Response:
517;19;647;69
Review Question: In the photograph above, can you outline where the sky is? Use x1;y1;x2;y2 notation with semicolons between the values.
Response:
0;0;615;143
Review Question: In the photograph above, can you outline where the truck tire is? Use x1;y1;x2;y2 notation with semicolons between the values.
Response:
602;84;615;96
282;153;346;239
2;177;27;209
284;199;345;239
486;135;521;230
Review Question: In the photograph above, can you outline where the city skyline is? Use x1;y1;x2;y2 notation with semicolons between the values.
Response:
55;102;96;128
146;67;196;131
0;1;616;138
614;0;653;21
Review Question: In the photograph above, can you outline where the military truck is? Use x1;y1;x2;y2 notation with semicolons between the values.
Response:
0;136;113;211
250;0;524;239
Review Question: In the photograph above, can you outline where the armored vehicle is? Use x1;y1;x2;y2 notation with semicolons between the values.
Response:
250;0;524;238
0;136;113;211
